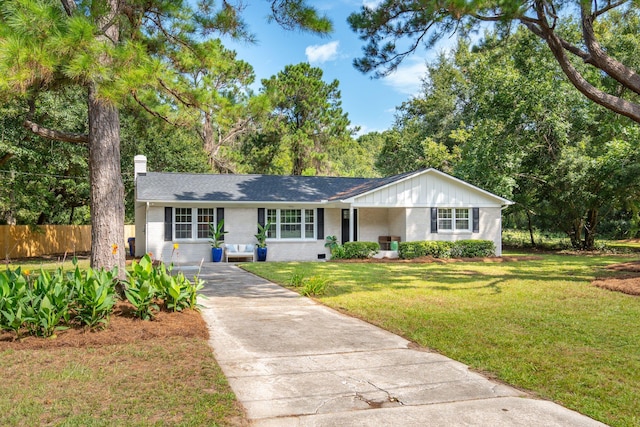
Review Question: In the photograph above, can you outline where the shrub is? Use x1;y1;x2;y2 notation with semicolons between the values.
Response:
330;245;346;260
452;240;495;257
399;240;495;259
399;241;453;259
339;241;380;259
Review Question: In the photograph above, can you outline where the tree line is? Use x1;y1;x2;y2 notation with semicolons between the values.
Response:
1;0;639;277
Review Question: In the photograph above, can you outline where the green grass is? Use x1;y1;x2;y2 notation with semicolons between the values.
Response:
243;253;640;427
2;257;91;273
0;336;244;426
0;258;245;426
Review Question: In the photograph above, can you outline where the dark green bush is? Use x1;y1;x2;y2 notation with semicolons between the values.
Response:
332;241;379;259
399;240;495;259
399;241;453;259
451;240;495;257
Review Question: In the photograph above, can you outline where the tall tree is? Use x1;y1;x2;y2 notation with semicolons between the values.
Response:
0;89;90;226
248;62;352;175
133;39;261;173
0;0;331;273
348;0;640;123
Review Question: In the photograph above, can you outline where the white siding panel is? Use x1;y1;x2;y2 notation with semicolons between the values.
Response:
354;171;504;208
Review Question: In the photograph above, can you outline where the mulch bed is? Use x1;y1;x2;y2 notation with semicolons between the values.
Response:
593;261;640;296
0;302;209;351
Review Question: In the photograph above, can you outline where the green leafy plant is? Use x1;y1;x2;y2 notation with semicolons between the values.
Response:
332;242;380;259
300;277;330;297
126;254;205;316
0;268;29;337
209;220;228;248
161;269;192;312
125;278;158;320
330;245;346;259
324;235;339;253
255;221;272;248
398;240;495;259
185;276;205;310
289;271;305;287
71;263;118;329
125;255;159;320
25;268;73;337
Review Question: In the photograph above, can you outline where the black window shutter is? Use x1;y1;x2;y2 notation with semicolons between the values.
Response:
317;208;324;240
430;208;438;233
217;207;225;240
258;208;265;229
353;209;358;241
472;208;480;233
164;207;172;241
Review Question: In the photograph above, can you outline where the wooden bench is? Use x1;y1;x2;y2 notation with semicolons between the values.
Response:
378;235;401;251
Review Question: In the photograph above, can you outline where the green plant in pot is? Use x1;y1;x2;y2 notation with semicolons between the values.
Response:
209;220;228;262
255;221;271;262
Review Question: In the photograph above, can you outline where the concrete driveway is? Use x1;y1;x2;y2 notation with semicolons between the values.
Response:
197;263;606;427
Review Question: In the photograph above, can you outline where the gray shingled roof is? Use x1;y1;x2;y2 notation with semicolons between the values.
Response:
136;171;416;203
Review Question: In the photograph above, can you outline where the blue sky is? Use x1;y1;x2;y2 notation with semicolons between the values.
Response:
221;0;450;135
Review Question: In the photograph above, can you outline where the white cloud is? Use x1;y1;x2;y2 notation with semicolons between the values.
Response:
362;0;383;9
382;58;427;95
305;41;340;64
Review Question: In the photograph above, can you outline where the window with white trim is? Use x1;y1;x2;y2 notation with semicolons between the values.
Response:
174;207;216;240
175;208;193;239
438;208;470;231
197;208;215;239
265;208;315;239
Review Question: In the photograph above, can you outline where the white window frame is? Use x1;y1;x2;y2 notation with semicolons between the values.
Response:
265;208;316;240
174;207;216;240
174;207;193;240
438;208;471;232
197;208;215;239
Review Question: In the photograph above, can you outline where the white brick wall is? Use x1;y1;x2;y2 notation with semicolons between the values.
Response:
141;205;504;263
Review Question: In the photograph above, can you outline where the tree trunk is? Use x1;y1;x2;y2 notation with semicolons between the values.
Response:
87;0;125;278
567;219;583;249
526;210;536;247
88;85;125;277
583;208;598;250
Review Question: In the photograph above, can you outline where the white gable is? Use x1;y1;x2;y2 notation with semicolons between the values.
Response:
352;169;511;208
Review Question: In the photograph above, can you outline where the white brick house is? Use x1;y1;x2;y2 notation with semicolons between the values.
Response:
134;155;513;263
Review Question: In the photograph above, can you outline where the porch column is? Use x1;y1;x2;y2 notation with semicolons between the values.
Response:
349;205;354;242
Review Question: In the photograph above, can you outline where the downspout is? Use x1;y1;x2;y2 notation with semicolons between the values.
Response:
145;202;149;257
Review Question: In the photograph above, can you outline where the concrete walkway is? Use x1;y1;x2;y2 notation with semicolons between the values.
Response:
197;263;606;427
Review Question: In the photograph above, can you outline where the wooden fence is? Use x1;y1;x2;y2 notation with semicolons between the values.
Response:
1;225;136;259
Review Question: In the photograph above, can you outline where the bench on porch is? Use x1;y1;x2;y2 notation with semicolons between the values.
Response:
378;235;401;251
224;244;255;262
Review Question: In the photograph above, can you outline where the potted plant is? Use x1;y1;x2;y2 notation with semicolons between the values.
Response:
255;221;272;262
209;220;228;262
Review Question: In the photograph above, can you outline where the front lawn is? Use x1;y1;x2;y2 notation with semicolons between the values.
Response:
0;259;246;426
243;253;640;427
